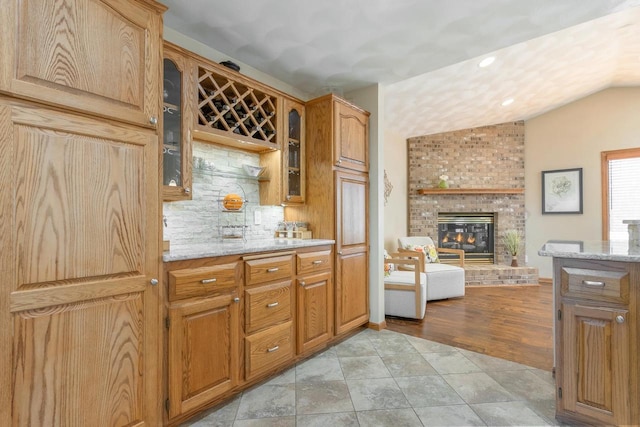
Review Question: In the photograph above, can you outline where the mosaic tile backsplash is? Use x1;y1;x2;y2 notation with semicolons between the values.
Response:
163;142;284;246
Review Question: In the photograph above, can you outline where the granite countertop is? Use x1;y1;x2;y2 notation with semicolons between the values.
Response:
538;240;640;262
163;238;336;262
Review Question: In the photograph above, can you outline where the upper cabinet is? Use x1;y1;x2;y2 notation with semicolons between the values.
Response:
192;60;282;153
260;98;306;205
334;98;369;172
0;0;164;128
163;42;193;201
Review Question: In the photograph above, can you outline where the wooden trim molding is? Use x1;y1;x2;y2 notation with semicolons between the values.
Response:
367;320;387;331
538;277;552;286
417;188;524;195
600;147;640;240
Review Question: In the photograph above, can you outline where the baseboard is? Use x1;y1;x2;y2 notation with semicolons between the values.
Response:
367;320;387;331
538;277;552;286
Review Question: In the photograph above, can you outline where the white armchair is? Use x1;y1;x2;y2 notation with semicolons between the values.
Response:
398;236;465;301
384;252;427;319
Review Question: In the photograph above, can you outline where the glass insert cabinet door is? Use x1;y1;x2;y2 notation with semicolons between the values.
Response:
284;99;305;203
162;44;192;201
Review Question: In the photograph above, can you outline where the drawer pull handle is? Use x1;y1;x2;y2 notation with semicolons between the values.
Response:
583;280;605;287
267;302;279;308
267;345;280;353
312;260;323;265
201;278;217;284
267;267;279;273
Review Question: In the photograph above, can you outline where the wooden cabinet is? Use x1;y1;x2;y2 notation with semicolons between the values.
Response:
297;249;333;354
554;258;638;426
335;171;369;334
0;0;165;128
286;94;370;336
0;2;165;424
1;97;161;425
163;42;194;201
243;253;295;381
260;98;306;205
165;259;242;422
167;293;240;419
334;98;369;172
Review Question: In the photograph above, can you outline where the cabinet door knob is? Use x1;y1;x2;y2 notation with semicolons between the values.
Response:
184;187;191;194
337;159;342;164
150;278;159;286
337;251;343;255
149;116;158;125
233;297;240;303
299;281;305;287
616;315;625;324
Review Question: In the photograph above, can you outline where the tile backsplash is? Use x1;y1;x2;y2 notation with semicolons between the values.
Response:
163;142;283;246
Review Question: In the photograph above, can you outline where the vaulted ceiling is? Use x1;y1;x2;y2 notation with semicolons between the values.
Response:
160;0;640;138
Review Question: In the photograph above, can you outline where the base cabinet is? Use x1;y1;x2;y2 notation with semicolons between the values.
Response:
559;304;630;425
167;294;240;419
554;257;638;426
297;270;333;354
335;250;369;334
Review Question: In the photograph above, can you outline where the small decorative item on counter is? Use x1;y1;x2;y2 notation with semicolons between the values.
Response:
438;174;449;189
223;193;244;210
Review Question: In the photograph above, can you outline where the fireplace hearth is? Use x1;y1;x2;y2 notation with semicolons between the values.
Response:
438;213;494;264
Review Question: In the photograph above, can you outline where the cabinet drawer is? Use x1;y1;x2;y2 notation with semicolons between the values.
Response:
297;250;332;275
245;321;294;381
168;262;241;301
245;255;293;286
561;265;629;304
245;281;293;334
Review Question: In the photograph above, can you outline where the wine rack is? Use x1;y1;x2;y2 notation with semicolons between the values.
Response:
196;66;279;151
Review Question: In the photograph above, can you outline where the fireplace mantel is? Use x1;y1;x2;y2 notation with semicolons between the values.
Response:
417;188;524;195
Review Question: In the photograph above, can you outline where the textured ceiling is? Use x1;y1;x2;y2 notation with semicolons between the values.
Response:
160;0;640;139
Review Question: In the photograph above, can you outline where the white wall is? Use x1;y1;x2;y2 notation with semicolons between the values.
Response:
525;87;640;278
383;128;408;252
164;27;309;101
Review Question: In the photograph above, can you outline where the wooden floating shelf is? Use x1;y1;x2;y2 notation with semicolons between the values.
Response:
417;188;524;195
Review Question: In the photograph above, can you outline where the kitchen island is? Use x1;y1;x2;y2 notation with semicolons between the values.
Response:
539;240;639;426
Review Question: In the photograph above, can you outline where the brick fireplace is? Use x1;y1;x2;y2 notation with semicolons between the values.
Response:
407;121;527;268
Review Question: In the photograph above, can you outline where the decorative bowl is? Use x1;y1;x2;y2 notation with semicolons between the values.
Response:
243;164;265;177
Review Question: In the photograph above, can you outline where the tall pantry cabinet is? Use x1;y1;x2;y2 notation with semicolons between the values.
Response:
286;94;370;336
0;0;165;425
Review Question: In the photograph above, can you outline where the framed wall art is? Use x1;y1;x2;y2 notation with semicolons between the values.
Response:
542;168;583;214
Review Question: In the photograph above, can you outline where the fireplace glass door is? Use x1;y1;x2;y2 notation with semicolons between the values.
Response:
438;213;495;264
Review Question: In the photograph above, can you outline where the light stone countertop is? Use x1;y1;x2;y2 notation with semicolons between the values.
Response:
538;240;640;262
163;238;335;262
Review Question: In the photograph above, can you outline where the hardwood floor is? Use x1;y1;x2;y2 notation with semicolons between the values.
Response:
386;284;554;371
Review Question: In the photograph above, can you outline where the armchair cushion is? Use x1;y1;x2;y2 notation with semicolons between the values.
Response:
402;243;439;263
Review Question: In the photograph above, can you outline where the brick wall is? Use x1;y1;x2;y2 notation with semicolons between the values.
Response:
407;121;526;265
163;142;283;246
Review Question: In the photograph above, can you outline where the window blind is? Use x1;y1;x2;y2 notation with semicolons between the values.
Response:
609;157;640;240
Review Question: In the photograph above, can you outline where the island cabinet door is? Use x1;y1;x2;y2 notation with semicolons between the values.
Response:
559;303;630;426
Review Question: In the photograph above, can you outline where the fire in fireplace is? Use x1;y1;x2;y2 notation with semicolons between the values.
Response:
437;213;495;264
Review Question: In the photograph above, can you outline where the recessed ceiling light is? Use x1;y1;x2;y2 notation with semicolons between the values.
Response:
501;98;514;106
478;56;495;68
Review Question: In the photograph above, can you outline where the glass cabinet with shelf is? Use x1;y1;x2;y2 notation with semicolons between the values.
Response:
163;43;193;201
284;99;305;204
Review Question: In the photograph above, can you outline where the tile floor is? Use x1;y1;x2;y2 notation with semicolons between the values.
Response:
183;329;563;426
